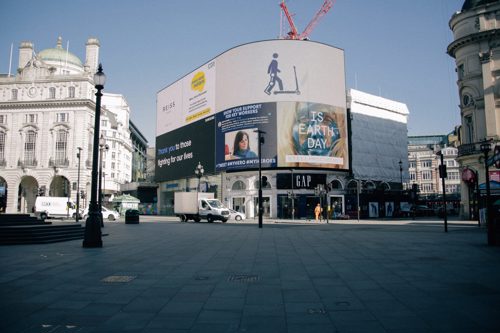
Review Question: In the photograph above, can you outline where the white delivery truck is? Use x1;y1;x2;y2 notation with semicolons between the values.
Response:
174;192;230;223
35;196;79;220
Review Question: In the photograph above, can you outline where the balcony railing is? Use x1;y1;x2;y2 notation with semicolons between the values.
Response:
18;158;38;168
49;157;69;167
457;142;480;157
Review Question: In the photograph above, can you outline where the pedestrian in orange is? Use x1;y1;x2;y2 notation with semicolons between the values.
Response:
314;203;322;222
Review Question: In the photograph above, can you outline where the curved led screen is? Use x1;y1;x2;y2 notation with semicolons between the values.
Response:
156;40;348;182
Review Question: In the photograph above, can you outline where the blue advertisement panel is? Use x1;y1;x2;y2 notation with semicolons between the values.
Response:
155;116;215;182
215;103;277;171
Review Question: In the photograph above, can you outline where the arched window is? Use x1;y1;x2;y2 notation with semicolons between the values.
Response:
24;130;37;166
55;129;68;165
329;179;343;190
232;180;246;191
49;87;56;99
68;86;75;98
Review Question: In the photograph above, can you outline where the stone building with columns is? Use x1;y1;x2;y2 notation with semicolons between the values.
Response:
447;0;500;219
0;37;133;214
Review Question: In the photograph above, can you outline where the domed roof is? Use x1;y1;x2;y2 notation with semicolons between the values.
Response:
462;0;498;11
38;37;83;68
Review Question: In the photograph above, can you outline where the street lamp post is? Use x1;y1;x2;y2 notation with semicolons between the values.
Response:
399;160;403;189
75;147;82;222
480;140;494;246
195;162;204;192
98;134;109;213
255;129;266;229
83;64;106;248
437;150;448;233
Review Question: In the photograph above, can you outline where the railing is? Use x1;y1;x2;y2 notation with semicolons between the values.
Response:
457;143;480;157
18;159;37;167
48;157;69;167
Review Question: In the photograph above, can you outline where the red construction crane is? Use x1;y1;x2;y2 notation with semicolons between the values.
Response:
280;0;335;40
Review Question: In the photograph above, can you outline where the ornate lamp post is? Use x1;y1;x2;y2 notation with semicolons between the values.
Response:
195;162;204;192
98;134;109;211
75;147;82;222
83;64;106;248
480;140;494;245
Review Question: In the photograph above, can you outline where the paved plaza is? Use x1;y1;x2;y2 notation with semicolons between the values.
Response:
1;217;500;333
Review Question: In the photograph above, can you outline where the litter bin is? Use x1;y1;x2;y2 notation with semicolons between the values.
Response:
125;209;140;224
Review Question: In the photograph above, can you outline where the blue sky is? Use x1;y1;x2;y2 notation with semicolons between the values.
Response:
0;0;463;145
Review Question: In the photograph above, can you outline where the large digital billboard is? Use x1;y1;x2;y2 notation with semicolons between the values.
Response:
156;40;348;182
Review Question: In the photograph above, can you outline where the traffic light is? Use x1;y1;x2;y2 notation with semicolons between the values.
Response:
261;176;268;187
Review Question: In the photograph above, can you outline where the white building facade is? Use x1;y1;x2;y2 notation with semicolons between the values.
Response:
0;37;132;213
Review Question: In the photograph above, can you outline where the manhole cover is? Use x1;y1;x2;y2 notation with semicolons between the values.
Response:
227;274;259;283
101;275;137;283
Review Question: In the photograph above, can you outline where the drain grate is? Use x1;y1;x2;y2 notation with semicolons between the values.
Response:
227;274;259;283
307;308;327;315
101;275;137;283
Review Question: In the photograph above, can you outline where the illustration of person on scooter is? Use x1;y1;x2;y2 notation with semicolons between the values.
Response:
265;53;283;95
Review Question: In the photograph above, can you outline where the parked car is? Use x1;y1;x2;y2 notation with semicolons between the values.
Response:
413;205;435;217
229;210;246;221
82;206;120;221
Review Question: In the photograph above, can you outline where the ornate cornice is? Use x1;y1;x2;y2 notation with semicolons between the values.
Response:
447;29;500;58
0;99;95;110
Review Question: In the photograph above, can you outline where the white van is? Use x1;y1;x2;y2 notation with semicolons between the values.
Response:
35;197;79;220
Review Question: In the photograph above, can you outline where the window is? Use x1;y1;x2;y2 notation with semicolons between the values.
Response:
0;132;5;161
24;130;37;166
49;87;56;99
409;172;416;181
25;114;37;123
457;64;465;80
56;113;68;122
11;89;18;100
421;170;432;180
112;141;116;148
101;120;107;127
112;152;116;159
55;130;68;164
232;180;246;190
111;172;115;178
464;115;474;144
420;183;434;193
421;160;432;168
409;161;416;168
0;115;6;124
446;160;456;167
68;86;75;98
111;162;115;169
448;171;460;180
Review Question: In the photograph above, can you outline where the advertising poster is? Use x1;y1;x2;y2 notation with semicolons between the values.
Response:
276;102;348;169
385;202;394;217
156;60;216;136
155;116;215;182
215;102;277;171
369;202;379;218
